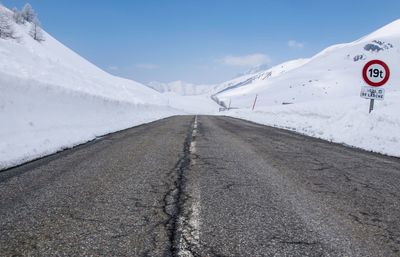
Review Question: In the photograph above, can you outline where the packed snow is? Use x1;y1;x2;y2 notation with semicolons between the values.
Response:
213;20;400;157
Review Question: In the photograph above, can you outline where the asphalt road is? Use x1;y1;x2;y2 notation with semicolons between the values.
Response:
1;115;400;257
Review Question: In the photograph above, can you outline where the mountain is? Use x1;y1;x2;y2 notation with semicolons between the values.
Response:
213;19;400;157
211;59;309;107
147;80;213;95
234;63;271;77
213;20;400;108
0;5;184;169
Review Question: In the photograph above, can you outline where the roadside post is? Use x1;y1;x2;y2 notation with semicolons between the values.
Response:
361;60;390;113
252;94;258;111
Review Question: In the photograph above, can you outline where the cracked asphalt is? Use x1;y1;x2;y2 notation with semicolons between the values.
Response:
1;115;400;256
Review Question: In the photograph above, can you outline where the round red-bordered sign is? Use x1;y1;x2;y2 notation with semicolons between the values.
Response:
362;60;390;87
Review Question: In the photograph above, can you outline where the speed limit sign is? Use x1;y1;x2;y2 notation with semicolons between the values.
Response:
361;60;390;113
362;60;390;87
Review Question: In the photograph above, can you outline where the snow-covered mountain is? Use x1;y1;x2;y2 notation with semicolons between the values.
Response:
234;63;271;77
211;58;309;107
213;21;400;107
147;80;213;95
0;5;184;169
213;19;400;156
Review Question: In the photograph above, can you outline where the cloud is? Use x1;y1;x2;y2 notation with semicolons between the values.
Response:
135;63;159;69
288;40;304;49
108;66;119;71
221;53;271;67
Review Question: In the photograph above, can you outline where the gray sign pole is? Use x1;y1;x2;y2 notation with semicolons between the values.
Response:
369;99;374;113
252;94;258;111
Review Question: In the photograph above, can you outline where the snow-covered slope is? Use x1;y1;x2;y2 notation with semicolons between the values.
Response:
0;8;164;104
234;63;271;78
211;58;310;107
214;20;400;157
0;6;184;169
214;21;400;107
147;80;213;95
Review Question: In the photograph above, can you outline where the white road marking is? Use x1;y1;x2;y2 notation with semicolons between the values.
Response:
189;185;201;242
191;116;198;155
193;115;198;129
177;116;201;257
190;141;196;154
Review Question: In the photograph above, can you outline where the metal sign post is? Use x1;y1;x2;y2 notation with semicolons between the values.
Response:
252;94;258;111
369;99;374;113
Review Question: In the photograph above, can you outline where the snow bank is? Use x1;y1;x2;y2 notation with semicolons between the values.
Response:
0;72;181;169
226;94;400;157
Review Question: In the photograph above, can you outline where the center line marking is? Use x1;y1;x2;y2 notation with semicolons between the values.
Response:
177;116;201;257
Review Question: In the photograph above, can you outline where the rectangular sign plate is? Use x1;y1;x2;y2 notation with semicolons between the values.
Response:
360;86;385;100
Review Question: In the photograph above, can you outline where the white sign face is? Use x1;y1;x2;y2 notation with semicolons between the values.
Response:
365;63;387;84
360;86;385;100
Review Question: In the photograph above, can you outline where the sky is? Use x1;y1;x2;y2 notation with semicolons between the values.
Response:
2;0;400;85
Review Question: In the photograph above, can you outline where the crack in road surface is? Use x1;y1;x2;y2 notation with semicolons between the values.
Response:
163;116;201;257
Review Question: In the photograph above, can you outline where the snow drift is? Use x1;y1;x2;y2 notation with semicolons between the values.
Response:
213;20;400;157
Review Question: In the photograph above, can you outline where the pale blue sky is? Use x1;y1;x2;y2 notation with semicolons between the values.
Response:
3;0;400;84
